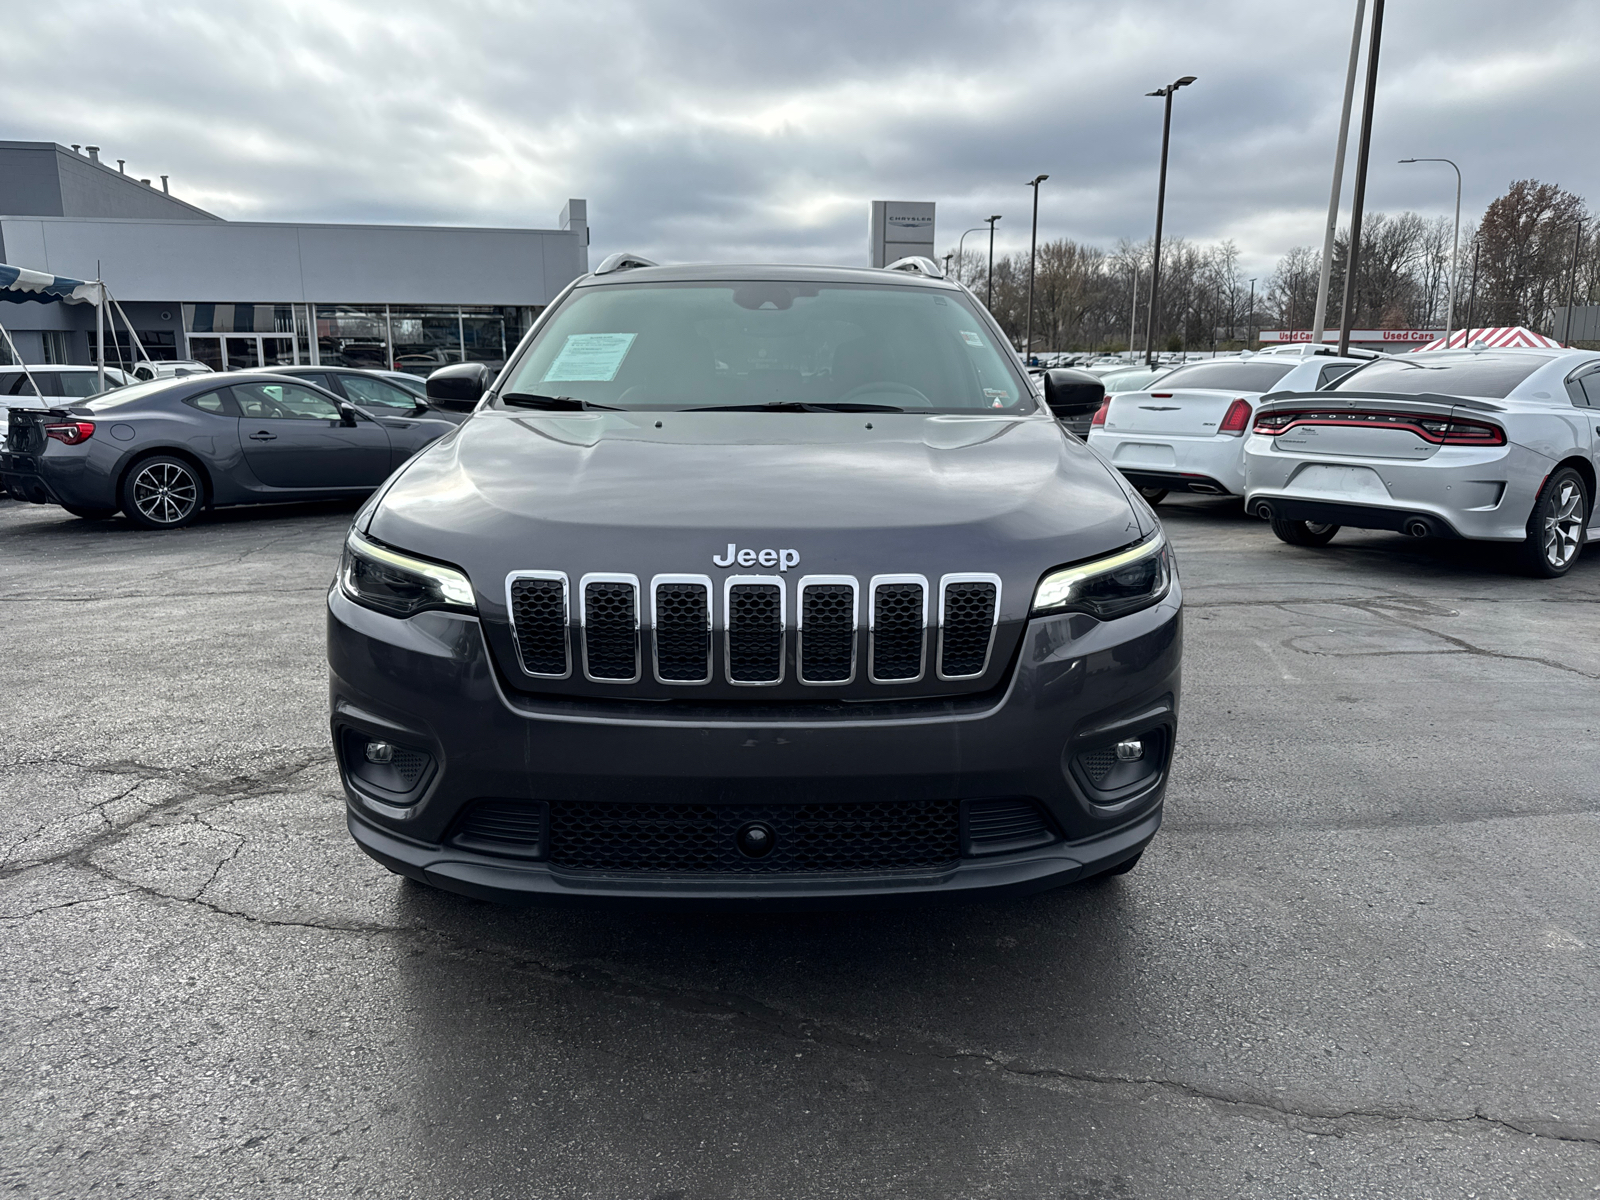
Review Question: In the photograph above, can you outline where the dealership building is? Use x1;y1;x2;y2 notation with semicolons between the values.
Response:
0;140;588;373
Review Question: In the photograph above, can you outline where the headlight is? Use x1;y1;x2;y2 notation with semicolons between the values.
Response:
339;531;476;617
1031;534;1172;620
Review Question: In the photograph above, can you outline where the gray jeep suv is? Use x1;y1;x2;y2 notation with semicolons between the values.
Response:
328;260;1182;907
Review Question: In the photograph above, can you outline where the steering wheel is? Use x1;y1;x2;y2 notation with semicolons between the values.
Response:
837;381;932;406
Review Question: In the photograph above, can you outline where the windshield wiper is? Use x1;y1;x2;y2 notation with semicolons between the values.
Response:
500;392;620;411
682;401;905;413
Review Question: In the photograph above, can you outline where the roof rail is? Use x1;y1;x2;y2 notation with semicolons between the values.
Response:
883;256;945;279
593;252;659;276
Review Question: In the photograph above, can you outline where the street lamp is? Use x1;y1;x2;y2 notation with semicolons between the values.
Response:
1247;277;1256;349
1142;75;1197;366
984;214;1001;310
956;226;988;285
1025;176;1048;360
1400;157;1461;348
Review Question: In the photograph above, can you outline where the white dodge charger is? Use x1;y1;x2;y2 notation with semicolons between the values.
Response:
1086;349;1373;502
1245;348;1600;577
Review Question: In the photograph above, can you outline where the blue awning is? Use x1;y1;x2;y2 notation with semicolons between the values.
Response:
0;263;100;305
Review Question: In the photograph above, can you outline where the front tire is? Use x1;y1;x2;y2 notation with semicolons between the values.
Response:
1270;518;1339;547
120;455;204;530
1520;467;1588;578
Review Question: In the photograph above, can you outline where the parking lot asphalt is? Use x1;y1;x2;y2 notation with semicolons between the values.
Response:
2;492;1598;1200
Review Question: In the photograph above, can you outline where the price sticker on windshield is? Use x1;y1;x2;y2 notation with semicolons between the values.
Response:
543;333;638;382
959;330;985;347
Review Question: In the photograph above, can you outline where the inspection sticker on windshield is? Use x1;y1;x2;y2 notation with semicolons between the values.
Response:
543;333;637;382
960;330;985;347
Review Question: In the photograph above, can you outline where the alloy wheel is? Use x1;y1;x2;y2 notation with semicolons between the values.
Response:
132;462;199;525
1543;479;1585;569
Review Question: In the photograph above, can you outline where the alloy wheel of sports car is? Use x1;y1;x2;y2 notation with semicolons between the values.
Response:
121;455;203;530
1269;518;1339;547
1522;468;1588;578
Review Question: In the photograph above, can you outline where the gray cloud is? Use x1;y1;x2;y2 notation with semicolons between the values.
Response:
3;0;1596;279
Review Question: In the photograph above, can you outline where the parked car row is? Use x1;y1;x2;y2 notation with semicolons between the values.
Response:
1086;345;1600;578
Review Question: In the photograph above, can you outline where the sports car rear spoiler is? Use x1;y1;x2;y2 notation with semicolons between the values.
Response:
1256;389;1509;416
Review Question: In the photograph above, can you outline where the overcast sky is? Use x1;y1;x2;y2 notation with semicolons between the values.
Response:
4;0;1597;278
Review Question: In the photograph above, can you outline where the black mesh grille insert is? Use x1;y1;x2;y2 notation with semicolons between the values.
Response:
509;577;568;676
547;800;961;873
800;583;855;682
966;798;1050;846
727;583;782;683
872;582;925;681
389;747;430;788
940;581;997;677
654;581;710;682
584;581;638;680
449;800;546;858
1078;748;1119;785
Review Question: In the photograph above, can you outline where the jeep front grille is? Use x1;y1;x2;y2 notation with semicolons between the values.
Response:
581;575;640;683
798;577;856;684
870;576;927;682
505;569;1004;688
726;578;784;684
507;573;570;678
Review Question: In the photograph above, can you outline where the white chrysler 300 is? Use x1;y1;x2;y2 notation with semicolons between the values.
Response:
1245;348;1600;577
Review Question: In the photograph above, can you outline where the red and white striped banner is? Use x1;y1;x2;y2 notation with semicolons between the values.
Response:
1413;327;1564;351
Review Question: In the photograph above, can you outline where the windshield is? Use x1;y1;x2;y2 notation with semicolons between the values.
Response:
1332;354;1549;399
1150;360;1296;392
502;281;1032;413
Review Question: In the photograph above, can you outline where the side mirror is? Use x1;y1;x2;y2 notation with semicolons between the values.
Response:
338;404;359;427
426;362;493;412
1042;368;1105;419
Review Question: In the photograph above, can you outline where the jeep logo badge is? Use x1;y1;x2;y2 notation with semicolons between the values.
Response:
713;543;800;571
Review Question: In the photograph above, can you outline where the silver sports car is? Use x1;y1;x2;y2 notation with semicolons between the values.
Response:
1;371;456;529
1245;348;1600;577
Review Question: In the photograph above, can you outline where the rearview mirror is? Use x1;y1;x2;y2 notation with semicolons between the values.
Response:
426;362;493;412
1042;368;1105;419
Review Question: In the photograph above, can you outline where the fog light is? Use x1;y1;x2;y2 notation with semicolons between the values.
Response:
365;741;395;764
1115;739;1144;763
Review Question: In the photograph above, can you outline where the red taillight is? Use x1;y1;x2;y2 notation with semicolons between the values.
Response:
1090;399;1110;427
1250;409;1505;446
1219;398;1252;435
44;421;95;445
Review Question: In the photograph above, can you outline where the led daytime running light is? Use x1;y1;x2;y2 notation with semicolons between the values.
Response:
342;532;476;612
1031;534;1168;615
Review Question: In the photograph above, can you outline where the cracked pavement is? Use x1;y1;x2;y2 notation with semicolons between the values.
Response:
2;494;1598;1199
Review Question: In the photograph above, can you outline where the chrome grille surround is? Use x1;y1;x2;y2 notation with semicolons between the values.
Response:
579;572;641;684
504;570;572;679
649;573;713;685
867;574;929;684
795;574;859;685
723;574;786;686
936;573;1002;681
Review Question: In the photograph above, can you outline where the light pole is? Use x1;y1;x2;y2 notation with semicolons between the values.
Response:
1142;75;1197;366
1337;0;1385;356
1400;157;1461;348
956;226;988;285
1563;217;1586;345
1025;176;1048;360
943;251;954;278
984;214;1001;310
1247;277;1256;349
1313;0;1367;346
1463;234;1481;347
1127;256;1140;360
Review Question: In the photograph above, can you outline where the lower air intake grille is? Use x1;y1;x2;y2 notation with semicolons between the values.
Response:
547;799;961;873
727;583;782;683
939;581;997;677
1078;748;1119;785
449;800;547;858
654;581;710;682
965;798;1052;850
509;577;569;676
800;583;855;682
872;582;925;681
583;581;638;681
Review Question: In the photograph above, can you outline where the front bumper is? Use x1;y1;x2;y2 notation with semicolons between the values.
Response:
1244;436;1547;542
1087;430;1246;496
327;583;1182;908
